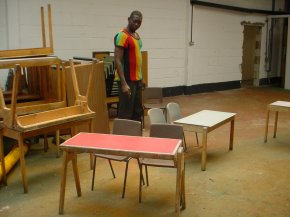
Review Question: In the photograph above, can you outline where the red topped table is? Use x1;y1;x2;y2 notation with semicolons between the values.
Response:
58;132;185;217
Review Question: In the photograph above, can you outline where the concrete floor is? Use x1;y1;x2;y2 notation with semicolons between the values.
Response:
1;86;290;217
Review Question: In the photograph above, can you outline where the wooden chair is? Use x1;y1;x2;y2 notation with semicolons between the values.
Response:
0;59;96;193
167;102;199;150
142;87;166;128
147;108;166;127
91;118;142;198
138;123;184;203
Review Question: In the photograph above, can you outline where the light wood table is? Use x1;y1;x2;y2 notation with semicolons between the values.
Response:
264;101;290;142
174;110;236;171
58;132;185;217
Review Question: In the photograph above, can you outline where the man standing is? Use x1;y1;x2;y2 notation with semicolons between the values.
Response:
114;10;143;122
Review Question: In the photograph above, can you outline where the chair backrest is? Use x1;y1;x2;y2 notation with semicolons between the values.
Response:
166;102;182;123
150;123;184;140
143;87;163;104
112;118;142;136
147;108;166;126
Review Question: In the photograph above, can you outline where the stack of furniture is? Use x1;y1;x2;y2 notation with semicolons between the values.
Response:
0;60;97;193
0;4;109;193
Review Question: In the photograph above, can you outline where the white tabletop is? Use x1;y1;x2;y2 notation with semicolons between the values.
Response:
270;101;290;107
174;110;236;128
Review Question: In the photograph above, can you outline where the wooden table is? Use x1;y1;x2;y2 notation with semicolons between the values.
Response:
174;110;236;171
264;101;290;142
0;60;96;193
58;132;185;217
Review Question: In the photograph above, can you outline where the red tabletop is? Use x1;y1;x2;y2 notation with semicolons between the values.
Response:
61;132;181;156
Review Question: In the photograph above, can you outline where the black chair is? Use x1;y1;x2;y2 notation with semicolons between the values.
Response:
142;87;166;128
138;123;184;202
167;102;199;150
91;118;142;198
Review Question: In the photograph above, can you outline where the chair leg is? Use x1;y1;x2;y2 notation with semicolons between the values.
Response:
145;165;149;186
108;160;116;178
122;160;130;198
89;153;94;170
139;164;143;203
142;108;145;129
136;159;145;185
91;156;97;191
116;102;119;117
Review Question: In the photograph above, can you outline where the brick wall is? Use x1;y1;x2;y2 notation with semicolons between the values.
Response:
3;0;285;89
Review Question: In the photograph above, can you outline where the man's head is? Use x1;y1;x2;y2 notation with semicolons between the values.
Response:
127;10;143;33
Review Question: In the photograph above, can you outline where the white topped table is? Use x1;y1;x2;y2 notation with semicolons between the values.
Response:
264;101;290;142
174;110;236;171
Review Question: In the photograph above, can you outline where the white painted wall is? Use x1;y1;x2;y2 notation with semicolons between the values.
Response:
1;0;289;90
4;0;187;88
0;0;8;89
187;6;244;85
0;0;7;50
196;0;285;11
187;2;287;87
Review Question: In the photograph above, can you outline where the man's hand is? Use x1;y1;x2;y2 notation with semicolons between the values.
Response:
141;80;146;90
121;82;131;97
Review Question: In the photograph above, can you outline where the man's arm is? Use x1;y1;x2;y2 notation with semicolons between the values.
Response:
115;46;131;96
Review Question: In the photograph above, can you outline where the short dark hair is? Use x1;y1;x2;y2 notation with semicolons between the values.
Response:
130;10;143;19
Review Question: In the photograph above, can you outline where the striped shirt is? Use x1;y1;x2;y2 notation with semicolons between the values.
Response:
114;28;142;81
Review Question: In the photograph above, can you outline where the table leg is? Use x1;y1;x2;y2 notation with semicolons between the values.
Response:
229;119;235;150
180;151;186;210
44;134;48;152
201;127;208;171
0;131;7;185
59;151;69;214
56;130;60;157
274;111;278;138
59;151;81;214
18;134;28;193
264;110;270;142
89;120;94;169
72;154;81;196
175;147;185;216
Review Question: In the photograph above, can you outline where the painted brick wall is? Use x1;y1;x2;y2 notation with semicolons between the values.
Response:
187;6;269;86
0;0;8;89
6;0;187;88
3;0;286;89
0;0;7;50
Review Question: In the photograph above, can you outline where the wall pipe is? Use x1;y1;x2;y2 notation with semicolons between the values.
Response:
190;4;194;45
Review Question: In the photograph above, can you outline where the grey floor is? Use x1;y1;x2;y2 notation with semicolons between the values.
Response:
1;86;290;217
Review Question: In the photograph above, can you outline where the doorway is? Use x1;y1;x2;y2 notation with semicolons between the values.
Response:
241;25;262;87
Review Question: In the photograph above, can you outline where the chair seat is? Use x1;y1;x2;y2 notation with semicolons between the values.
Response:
94;154;129;162
144;103;166;109
140;158;175;168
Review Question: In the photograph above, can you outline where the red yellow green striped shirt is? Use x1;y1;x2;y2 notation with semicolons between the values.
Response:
114;28;143;81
